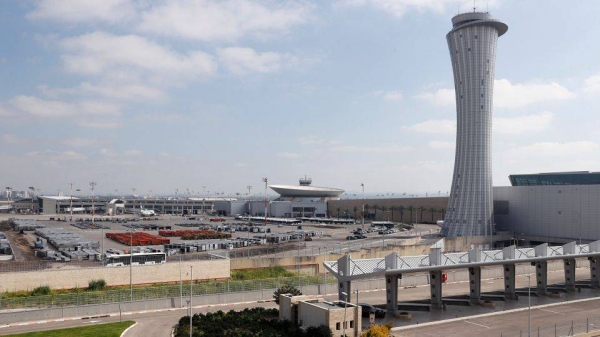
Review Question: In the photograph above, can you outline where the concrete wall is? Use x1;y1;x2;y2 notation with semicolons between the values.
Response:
0;259;230;292
494;185;600;242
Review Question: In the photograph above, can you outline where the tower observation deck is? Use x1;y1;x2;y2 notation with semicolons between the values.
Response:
441;12;508;237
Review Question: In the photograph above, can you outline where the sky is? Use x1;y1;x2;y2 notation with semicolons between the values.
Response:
1;0;600;197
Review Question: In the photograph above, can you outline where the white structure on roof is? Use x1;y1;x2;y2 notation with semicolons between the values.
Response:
269;176;344;199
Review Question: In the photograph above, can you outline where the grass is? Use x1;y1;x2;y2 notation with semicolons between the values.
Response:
230;266;296;280
4;321;135;337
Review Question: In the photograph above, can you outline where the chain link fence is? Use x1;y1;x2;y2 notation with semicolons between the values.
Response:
0;274;338;310
499;317;600;336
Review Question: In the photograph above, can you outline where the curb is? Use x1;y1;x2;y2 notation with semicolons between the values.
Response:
391;296;600;332
120;322;138;337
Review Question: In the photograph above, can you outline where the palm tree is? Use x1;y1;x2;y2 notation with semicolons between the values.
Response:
364;204;371;220
407;205;415;224
398;205;406;223
389;206;396;222
380;205;388;221
353;206;358;220
440;207;446;219
372;204;379;220
418;206;426;223
428;207;438;223
336;207;341;219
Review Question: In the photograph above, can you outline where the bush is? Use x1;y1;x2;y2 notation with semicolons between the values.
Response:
88;279;107;291
31;285;51;296
273;284;302;304
361;322;393;337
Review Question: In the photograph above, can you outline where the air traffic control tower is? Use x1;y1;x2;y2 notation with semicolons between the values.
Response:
441;12;508;237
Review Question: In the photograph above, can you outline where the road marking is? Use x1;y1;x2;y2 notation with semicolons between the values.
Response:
464;320;489;328
539;308;564;315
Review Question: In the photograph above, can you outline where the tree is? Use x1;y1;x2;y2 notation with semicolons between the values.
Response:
418;206;426;224
407;206;415;224
389;206;396;222
428;207;438;223
372;204;379;220
440;207;446;219
380;205;388;221
336;207;341;219
353;206;358;220
273;285;302;304
398;205;406;223
364;204;371;220
361;322;394;337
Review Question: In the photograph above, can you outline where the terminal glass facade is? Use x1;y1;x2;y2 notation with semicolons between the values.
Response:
509;172;600;186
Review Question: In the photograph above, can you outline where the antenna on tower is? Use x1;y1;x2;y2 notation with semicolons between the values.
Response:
473;0;477;12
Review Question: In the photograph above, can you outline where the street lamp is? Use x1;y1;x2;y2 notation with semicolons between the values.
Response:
262;177;268;226
129;229;136;301
341;291;348;337
189;265;193;337
527;273;531;337
361;183;365;228
69;183;74;223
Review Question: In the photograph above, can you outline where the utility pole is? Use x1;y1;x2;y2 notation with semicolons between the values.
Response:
189;266;193;337
262;177;268;227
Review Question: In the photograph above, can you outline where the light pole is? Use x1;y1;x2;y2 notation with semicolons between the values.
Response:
354;290;359;337
341;291;348;337
130;229;135;301
361;183;365;229
179;253;183;307
262;177;268;226
527;273;531;337
189;265;193;337
69;182;74;223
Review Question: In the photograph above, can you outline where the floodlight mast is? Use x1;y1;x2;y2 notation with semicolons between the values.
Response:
262;177;268;226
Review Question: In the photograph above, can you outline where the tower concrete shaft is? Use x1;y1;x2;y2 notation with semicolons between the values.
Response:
442;12;507;237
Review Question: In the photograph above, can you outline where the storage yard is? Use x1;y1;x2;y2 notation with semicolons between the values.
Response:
0;214;439;270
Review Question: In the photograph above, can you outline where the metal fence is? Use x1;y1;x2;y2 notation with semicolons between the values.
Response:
499;317;600;336
0;274;338;310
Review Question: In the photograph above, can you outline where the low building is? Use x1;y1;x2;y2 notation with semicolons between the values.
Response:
279;294;361;337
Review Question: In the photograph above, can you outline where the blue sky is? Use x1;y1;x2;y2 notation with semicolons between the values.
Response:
1;0;599;197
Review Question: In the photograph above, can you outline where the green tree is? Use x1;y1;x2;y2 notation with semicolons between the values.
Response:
428;207;438;223
398;205;406;223
380;205;388;220
364;204;371;220
407;205;415;224
418;206;426;223
353;206;358;220
389;206;396;221
440;207;446;219
336;207;341;219
372;203;379;220
273;285;302;304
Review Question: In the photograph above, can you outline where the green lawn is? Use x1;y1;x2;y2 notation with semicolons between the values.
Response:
5;321;136;337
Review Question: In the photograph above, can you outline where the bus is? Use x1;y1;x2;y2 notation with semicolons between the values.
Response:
104;252;167;267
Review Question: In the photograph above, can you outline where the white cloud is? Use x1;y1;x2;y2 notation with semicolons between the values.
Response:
417;79;576;109
298;135;324;145
39;82;166;101
428;141;454;149
403;119;455;135
512;141;599;157
25;150;86;161
60;32;216;78
233;162;249;167
494;79;576;108
60;138;102;147
370;90;404;101
583;72;600;94
10;95;120;118
334;0;500;18
27;0;136;24
138;0;313;41
275;152;301;159
100;148;143;157
217;47;297;75
415;88;455;107
493;111;553;135
78;119;122;129
329;144;411;154
1;134;26;144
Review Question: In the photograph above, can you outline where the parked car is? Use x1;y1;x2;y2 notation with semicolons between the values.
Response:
346;235;357;240
354;234;367;239
359;304;386;318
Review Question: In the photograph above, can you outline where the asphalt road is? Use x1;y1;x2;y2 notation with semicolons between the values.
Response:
2;269;598;336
